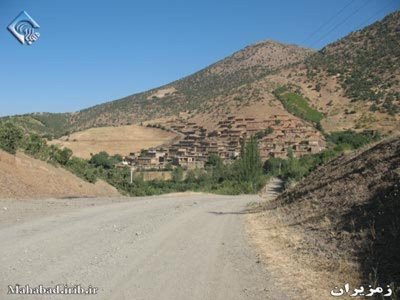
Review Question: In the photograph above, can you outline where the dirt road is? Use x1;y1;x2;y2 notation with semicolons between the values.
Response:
0;193;287;300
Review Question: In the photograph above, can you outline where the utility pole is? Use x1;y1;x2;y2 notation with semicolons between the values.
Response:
130;168;134;184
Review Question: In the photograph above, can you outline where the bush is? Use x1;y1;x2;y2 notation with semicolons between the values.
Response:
185;170;197;184
327;130;381;150
172;167;184;182
89;151;116;169
54;148;73;165
263;130;381;183
25;133;46;156
66;157;98;183
0;122;23;154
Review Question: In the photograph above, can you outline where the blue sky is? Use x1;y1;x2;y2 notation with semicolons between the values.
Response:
0;0;398;117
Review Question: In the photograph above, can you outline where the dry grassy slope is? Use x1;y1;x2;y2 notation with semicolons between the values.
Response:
248;136;400;299
183;12;400;133
157;12;400;133
56;40;314;132
248;67;400;133
309;11;400;103
210;11;400;134
208;40;314;75
187;77;290;130
50;124;179;158
291;11;400;133
0;150;120;199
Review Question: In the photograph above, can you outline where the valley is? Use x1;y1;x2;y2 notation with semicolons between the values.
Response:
0;8;399;300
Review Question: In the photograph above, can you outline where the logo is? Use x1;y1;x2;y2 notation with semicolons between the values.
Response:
7;11;40;45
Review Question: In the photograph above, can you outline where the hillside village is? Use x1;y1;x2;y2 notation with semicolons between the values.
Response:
123;114;325;170
0;8;398;300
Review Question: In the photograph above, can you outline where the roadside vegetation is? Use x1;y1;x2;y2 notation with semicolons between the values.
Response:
0;121;266;195
264;130;381;186
0;121;382;196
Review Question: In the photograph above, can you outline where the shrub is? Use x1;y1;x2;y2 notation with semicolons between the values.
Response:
89;151;115;169
327;130;381;150
0;122;24;154
54;148;73;165
172;167;184;182
25;133;46;156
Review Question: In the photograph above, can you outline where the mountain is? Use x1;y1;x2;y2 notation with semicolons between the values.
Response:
2;11;399;137
1;41;313;137
66;40;314;132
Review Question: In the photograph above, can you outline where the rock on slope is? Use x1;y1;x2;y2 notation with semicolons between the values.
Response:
0;150;120;199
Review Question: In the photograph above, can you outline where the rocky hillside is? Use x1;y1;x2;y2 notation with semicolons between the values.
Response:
2;11;399;137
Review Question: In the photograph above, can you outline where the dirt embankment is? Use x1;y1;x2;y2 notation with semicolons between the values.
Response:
248;136;400;299
0;150;120;199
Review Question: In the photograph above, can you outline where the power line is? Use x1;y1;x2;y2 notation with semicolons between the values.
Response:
354;1;400;48
302;0;355;44
309;0;374;48
355;0;398;30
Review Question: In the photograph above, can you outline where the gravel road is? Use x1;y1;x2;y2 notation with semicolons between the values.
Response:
0;193;287;300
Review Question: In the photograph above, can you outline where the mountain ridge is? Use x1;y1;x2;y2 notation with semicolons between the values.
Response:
2;11;399;137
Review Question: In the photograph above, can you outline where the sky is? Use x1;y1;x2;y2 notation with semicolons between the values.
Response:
0;0;398;117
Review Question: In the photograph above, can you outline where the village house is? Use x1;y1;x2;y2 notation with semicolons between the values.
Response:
131;114;326;171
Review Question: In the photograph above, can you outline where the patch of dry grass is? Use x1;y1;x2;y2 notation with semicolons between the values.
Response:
50;125;178;158
247;202;361;300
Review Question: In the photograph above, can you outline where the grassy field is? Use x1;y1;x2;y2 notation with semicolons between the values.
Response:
50;125;178;158
277;92;324;123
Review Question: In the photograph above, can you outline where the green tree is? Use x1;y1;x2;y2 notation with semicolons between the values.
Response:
315;121;324;132
285;148;307;181
89;151;114;169
185;169;197;184
172;166;184;182
327;130;381;149
112;154;123;163
0;122;23;154
264;157;286;177
67;157;98;183
54;148;73;165
25;133;46;156
205;153;223;168
235;136;264;190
